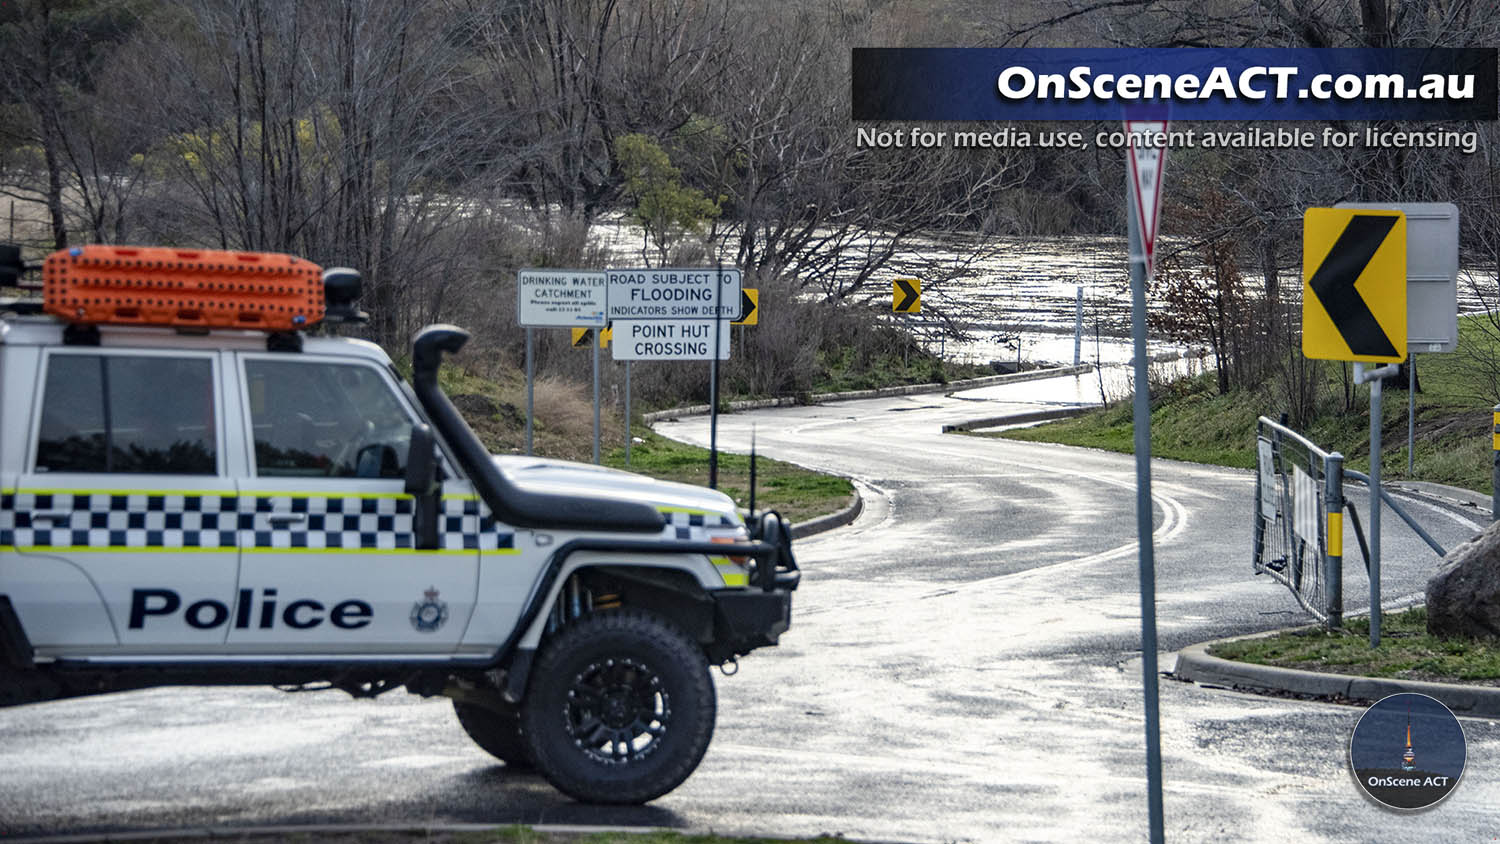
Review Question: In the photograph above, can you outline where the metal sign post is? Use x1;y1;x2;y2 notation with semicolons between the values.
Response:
592;336;601;465
1125;117;1166;844
625;361;632;466
709;265;724;489
1074;285;1083;366
525;327;534;455
1409;357;1416;475
1355;362;1399;646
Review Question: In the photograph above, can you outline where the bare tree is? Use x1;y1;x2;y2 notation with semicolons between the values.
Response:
685;4;1029;314
0;0;139;249
110;0;504;345
466;0;735;223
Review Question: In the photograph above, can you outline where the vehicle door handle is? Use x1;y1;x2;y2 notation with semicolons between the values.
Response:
266;513;307;526
32;511;72;523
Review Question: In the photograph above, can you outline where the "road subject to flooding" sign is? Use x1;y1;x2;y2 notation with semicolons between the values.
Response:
607;268;742;320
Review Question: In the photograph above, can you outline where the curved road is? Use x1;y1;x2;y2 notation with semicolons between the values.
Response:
1;373;1493;842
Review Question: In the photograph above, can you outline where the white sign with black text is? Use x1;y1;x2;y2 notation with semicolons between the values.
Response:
517;269;607;327
612;320;732;360
607;268;742;321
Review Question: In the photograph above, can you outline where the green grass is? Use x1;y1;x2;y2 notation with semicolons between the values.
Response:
991;374;1264;469
606;427;854;524
981;316;1500;493
1210;607;1500;685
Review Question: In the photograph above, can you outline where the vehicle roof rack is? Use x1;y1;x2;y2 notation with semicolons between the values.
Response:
44;245;324;331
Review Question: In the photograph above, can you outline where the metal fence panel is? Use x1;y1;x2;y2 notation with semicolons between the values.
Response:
1254;416;1335;623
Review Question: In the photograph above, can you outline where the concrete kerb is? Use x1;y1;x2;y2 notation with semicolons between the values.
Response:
641;363;1093;425
1174;630;1500;718
790;479;867;539
940;405;1093;433
1383;480;1493;521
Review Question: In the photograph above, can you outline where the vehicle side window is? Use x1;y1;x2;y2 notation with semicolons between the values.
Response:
36;354;217;474
245;359;414;478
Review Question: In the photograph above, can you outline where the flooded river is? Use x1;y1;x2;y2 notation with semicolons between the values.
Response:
591;217;1497;391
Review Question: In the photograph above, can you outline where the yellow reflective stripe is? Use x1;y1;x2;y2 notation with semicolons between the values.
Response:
658;506;727;516
1327;511;1343;557
244;547;516;555
712;557;748;588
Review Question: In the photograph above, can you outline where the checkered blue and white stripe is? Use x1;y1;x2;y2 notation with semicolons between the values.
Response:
0;492;514;552
660;509;738;542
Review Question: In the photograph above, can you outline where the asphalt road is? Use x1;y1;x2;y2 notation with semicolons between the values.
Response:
2;373;1494;842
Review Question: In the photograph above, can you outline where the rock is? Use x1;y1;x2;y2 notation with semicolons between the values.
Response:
1427;519;1500;638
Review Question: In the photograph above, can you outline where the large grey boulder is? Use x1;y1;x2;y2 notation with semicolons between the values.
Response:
1427;519;1500;638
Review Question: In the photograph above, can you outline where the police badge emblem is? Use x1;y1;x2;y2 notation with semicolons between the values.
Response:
410;586;449;633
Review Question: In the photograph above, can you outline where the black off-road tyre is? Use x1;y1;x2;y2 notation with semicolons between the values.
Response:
452;700;533;769
520;609;716;804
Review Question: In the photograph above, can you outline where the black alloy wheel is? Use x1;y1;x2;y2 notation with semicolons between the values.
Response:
521;609;715;804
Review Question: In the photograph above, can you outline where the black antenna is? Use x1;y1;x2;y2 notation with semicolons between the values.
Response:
748;424;758;516
709;260;723;489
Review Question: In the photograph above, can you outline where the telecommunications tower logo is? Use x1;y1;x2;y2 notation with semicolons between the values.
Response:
1349;692;1466;811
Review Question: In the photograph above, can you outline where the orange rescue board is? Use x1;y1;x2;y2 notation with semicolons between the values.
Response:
44;245;323;331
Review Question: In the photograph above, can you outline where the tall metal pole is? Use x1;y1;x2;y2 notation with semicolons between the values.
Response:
1407;357;1415;475
592;332;601;465
525;326;534;456
1353;362;1388;647
1127;168;1165;844
709;264;724;489
1074;285;1084;366
1370;371;1383;647
625;361;632;466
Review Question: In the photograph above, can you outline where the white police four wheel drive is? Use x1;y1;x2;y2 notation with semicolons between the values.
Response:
0;244;799;805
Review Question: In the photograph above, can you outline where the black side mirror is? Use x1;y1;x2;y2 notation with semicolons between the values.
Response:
406;424;440;549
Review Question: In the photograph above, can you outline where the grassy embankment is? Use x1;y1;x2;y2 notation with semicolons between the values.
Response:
433;363;853;524
983;317;1500;494
1210;608;1500;686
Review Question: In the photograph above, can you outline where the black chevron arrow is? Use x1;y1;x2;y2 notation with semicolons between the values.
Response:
894;278;919;312
1307;215;1399;358
740;290;755;322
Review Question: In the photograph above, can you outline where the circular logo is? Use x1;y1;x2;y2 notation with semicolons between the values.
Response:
409;586;449;633
1349;692;1466;811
